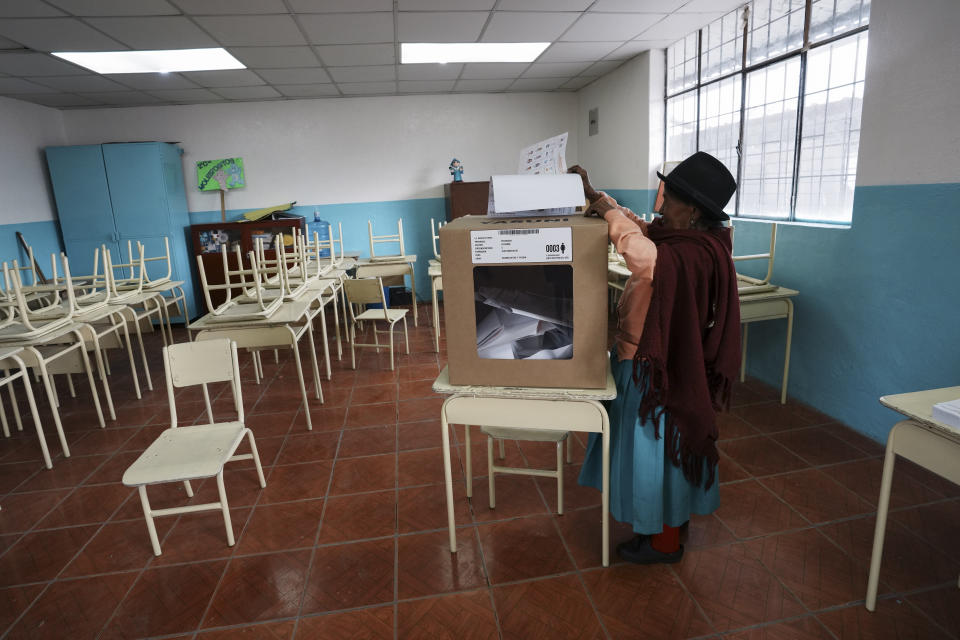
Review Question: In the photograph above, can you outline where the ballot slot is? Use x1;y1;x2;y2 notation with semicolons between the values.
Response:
472;264;573;360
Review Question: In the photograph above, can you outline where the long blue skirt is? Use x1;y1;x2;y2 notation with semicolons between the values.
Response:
578;353;719;535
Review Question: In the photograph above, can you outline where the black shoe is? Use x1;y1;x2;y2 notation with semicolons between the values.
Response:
618;537;684;565
615;534;648;556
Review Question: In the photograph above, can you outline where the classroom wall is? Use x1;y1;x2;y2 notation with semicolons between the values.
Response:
57;92;578;296
0;96;67;265
732;0;960;442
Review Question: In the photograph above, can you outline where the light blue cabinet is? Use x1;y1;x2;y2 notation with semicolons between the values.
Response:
45;142;197;320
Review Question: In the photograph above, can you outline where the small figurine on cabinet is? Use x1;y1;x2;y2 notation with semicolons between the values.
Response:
449;158;464;182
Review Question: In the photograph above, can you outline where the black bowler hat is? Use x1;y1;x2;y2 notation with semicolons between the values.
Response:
657;151;737;221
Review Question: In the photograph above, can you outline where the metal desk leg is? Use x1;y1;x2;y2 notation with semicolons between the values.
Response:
431;276;440;353
601;411;610;567
441;401;457;552
779;299;794;404
866;420;900;611
740;324;748;383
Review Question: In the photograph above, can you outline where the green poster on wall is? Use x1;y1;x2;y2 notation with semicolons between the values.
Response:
197;157;245;191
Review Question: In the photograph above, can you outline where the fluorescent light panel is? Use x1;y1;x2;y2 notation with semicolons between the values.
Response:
402;42;549;64
52;48;245;74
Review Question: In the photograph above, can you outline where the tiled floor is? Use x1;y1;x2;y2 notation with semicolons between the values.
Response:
0;312;958;639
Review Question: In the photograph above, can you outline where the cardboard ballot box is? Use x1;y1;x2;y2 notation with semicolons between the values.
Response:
441;215;609;389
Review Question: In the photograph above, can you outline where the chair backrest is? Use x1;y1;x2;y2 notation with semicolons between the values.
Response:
164;338;242;427
431;218;444;260
343;276;388;320
128;237;173;285
330;221;345;266
732;222;778;286
368;219;405;258
103;245;146;298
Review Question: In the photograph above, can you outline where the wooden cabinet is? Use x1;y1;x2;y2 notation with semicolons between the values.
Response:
45;142;198;319
444;180;489;220
190;218;304;309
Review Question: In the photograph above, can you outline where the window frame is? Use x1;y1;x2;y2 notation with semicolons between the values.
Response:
664;0;869;224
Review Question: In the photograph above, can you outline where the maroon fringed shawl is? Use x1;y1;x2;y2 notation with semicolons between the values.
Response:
632;219;741;489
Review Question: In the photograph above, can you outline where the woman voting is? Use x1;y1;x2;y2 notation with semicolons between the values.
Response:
573;152;741;564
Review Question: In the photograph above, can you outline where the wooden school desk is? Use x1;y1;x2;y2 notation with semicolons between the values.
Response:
433;366;616;567
866;386;960;611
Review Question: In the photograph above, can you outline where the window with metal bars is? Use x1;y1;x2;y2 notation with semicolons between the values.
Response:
665;0;869;224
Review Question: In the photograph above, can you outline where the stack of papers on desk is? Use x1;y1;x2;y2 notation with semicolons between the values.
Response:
932;398;960;429
475;286;573;360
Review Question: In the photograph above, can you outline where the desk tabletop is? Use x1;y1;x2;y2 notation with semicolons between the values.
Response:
432;365;617;401
738;285;799;301
880;386;960;439
356;255;417;266
188;293;320;331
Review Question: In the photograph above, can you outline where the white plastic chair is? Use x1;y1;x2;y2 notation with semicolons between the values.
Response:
122;339;266;557
343;276;409;370
431;218;444;262
195;246;282;320
367;219;405;260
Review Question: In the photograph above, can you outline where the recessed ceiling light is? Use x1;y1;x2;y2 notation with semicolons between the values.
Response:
51;48;245;74
401;42;549;64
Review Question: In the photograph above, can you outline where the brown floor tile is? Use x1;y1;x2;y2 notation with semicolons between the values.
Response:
760;468;874;524
7;572;137;640
826;458;945;509
244;410;298;437
66;427;138;457
744;528;866;610
817;599;952;639
338;424;396;458
62;519;167;577
772;426;872;466
319;490;396;543
302;538;395;613
197;620;295;639
676;542;805;632
237;499;324;553
457;439;528;477
151;507;250;566
684;513;737;550
259;462;331;504
328;454;395;495
0;585;45;637
889;499;960;563
730;379;781;407
583;564;714;639
535;463;602;513
398;378;440;400
13;454;110;492
0;462;42;495
0;525;97;587
733;401;820;434
351;383;398;406
294;405;347;432
399;447;461;487
723;615;834;639
202;550;312;627
353;369;400;387
398;528;487;599
397;482;471;534
494;574;603;640
297;606;394;639
35;483;132;529
717;411;760;440
720;451;751;483
826;422;885;457
102;560;226;639
397;418;445;451
345;402;397;428
721;436;809;477
715;480;809;539
0;489;70;535
397;362;440;382
398;397;443;423
905;585;960;637
397;589;498;640
469;475;549;523
477;514;573;583
275;431;340;465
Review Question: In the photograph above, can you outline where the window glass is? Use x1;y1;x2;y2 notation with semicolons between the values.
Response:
810;0;871;43
697;75;743;211
748;0;805;65
666;91;698;162
702;8;745;81
667;32;699;95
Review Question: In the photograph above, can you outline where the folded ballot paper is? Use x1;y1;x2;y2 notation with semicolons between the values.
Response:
932;398;960;430
474;286;573;360
487;173;585;218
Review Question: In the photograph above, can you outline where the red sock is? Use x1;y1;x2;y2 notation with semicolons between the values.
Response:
651;525;680;554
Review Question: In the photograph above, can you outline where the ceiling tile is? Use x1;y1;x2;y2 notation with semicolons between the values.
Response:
522;61;590;77
0;1;66;17
398;63;462;80
79;91;162;105
399;0;494;10
397;12;488;42
274;83;340;97
482;12;578;42
0;18;125;52
213;85;281;99
29;74;127;92
171;0;288;14
148;88;223;102
560;75;596;89
562;12;663;41
327;65;394;83
497;0;592;9
536;41;620;62
0;77;60;93
605;41;654;60
460;62;529;79
289;0;392;11
17;93;100;107
454;78;512;91
193;15;308;47
0;52;88;76
46;0;179;16
509;77;566;91
299;13;394;45
88;17;218;49
636;12;723;40
398;79;456;92
103;73;199;90
181;69;265;87
338;81;395;95
629;39;674;50
583;59;624;75
315;44;395;66
258;67;332;84
0;35;22;48
678;0;745;13
229;46;319;68
590;0;684;11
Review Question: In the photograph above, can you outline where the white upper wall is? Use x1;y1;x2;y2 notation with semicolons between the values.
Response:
856;0;960;186
60;92;578;212
575;53;656;191
0;96;67;224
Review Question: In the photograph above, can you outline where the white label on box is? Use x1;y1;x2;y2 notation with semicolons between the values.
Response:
471;228;572;264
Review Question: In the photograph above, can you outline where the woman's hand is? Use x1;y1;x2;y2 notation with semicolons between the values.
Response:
568;165;600;202
585;194;616;218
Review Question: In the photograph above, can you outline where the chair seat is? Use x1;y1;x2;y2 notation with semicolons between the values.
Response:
480;426;569;442
355;308;407;322
122;423;246;486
